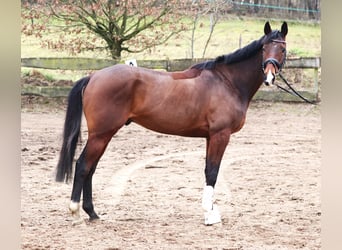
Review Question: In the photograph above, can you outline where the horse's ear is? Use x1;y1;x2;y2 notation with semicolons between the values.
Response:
281;22;288;37
264;21;272;35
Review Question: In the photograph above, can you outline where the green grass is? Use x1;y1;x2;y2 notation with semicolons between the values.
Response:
21;15;321;81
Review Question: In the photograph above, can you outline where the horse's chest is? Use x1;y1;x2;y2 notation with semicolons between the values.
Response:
208;103;246;134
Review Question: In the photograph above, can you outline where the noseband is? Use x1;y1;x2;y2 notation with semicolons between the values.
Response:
262;57;283;72
262;39;287;73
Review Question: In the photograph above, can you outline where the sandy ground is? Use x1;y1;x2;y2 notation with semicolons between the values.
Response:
21;100;321;250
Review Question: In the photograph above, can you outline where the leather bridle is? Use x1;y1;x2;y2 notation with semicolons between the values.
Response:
262;39;287;74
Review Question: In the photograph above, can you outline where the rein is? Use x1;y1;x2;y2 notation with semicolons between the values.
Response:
276;72;317;105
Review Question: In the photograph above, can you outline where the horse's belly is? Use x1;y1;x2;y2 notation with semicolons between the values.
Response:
132;115;209;138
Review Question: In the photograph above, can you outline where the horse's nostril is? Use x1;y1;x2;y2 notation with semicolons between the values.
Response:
264;78;270;86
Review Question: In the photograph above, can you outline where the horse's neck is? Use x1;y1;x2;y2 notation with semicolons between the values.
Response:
221;51;264;104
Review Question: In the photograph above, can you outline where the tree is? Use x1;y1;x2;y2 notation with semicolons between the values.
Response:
187;0;230;59
22;0;187;59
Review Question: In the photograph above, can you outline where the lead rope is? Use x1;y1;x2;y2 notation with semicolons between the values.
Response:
276;72;317;105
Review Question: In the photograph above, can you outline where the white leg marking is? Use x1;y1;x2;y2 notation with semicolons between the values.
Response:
202;185;214;211
204;204;221;226
202;185;221;225
69;201;83;225
69;201;80;212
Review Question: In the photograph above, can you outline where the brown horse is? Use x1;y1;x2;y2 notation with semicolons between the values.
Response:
56;21;288;225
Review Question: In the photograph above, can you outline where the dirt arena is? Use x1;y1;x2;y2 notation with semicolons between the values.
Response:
21;99;321;250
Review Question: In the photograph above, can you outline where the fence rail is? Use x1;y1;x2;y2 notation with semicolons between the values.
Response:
21;57;320;71
21;57;320;102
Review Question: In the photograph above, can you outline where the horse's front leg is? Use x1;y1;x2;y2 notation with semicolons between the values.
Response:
202;130;230;225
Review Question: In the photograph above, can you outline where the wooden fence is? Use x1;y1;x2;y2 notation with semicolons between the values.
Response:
21;57;320;102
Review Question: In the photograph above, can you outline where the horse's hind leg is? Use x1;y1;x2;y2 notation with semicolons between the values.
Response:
69;147;87;225
82;159;99;221
69;132;114;224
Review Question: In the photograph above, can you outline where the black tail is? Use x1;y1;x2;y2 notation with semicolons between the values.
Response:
56;76;90;183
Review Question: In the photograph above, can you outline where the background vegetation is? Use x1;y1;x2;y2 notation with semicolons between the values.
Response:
21;1;320;81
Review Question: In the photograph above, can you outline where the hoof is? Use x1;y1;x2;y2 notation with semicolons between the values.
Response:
71;217;84;226
69;201;83;226
89;215;100;222
204;204;221;225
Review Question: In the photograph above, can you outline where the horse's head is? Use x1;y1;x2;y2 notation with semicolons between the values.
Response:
262;22;288;86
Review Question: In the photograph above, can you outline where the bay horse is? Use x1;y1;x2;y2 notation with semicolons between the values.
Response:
56;21;288;225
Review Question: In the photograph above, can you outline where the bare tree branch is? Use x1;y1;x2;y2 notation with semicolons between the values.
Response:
22;0;187;59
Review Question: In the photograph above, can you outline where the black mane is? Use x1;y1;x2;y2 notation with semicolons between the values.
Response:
192;30;283;70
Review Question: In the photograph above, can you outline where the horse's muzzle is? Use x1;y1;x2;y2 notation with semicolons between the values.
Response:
262;57;282;86
264;70;275;86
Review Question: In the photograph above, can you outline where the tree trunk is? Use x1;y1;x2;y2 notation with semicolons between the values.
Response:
110;49;122;60
190;13;199;59
254;0;259;13
306;0;316;19
107;40;123;60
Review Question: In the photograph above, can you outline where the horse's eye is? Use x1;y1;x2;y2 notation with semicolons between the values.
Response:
282;48;286;53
